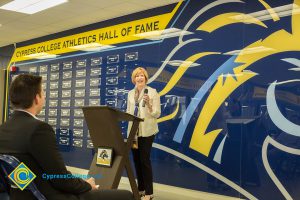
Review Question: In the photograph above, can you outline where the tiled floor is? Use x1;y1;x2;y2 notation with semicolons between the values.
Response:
118;178;242;200
67;166;243;200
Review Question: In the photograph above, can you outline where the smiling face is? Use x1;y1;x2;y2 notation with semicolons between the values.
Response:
135;72;146;88
131;67;149;88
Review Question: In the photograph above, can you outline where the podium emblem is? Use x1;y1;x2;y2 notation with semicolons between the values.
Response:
97;147;114;167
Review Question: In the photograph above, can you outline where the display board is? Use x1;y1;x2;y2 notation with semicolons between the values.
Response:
4;0;300;199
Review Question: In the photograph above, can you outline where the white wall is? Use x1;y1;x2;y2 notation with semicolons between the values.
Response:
0;45;14;124
0;68;5;124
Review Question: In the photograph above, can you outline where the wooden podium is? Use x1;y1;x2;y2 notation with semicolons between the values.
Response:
82;106;143;200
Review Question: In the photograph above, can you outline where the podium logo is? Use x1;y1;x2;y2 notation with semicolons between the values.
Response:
8;163;36;190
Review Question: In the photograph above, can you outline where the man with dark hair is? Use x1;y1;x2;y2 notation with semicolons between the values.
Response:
0;74;133;200
9;74;44;110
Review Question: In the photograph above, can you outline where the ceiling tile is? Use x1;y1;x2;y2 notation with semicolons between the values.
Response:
0;10;27;24
105;2;149;16
80;0;127;9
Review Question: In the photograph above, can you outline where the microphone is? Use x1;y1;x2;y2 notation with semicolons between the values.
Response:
142;88;148;107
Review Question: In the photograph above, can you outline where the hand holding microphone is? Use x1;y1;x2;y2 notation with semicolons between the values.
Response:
142;88;148;107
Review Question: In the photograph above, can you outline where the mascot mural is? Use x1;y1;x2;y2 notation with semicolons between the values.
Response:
148;0;300;199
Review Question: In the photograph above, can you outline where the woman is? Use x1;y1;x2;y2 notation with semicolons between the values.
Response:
127;67;161;200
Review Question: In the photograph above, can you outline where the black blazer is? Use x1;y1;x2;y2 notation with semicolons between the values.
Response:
0;111;91;200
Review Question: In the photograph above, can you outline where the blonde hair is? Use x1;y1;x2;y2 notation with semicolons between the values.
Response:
131;67;149;84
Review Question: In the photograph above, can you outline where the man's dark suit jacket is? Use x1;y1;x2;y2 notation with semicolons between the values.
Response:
0;111;91;200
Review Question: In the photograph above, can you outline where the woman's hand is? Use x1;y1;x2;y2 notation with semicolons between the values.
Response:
143;94;152;112
143;94;150;106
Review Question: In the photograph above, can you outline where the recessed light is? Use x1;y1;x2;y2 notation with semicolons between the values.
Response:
0;0;68;14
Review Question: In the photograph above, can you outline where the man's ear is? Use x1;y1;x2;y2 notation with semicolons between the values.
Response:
34;94;39;105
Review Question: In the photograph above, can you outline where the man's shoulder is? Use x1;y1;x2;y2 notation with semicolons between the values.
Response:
7;113;52;130
33;119;53;130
